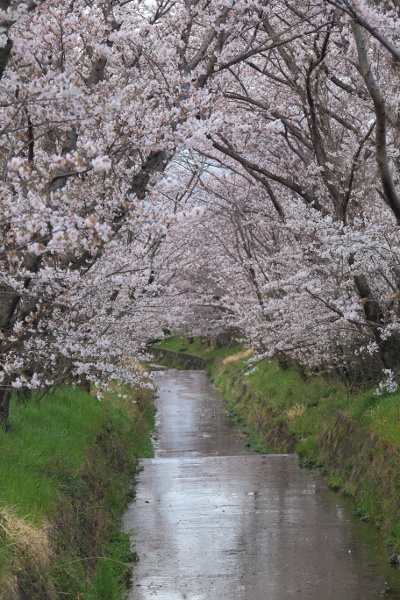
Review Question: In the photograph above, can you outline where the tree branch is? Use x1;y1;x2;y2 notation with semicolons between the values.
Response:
352;22;400;224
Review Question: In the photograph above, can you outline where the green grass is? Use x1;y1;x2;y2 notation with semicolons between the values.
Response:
0;387;104;522
355;392;400;446
0;381;155;599
200;341;350;456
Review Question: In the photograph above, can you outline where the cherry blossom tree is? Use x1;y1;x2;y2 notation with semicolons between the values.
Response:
192;1;400;381
2;0;400;425
1;0;284;422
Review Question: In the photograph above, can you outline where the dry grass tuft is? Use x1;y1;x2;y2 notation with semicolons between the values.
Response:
286;403;307;423
223;349;254;364
0;506;55;599
3;575;19;600
121;359;147;375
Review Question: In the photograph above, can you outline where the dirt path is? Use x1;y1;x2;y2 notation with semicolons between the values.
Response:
124;370;400;599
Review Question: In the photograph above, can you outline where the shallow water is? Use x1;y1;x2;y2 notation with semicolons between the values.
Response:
124;370;400;600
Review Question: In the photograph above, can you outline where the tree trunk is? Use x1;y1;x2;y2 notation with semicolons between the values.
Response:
16;387;31;404
0;384;11;427
352;271;400;373
77;376;91;394
379;334;400;373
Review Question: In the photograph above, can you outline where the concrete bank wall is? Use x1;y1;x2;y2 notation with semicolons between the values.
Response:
149;347;206;370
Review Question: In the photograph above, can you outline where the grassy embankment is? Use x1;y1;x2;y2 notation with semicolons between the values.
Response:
0;378;155;599
155;336;400;560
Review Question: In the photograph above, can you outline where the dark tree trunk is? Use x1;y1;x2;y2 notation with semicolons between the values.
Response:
353;273;400;373
0;285;20;331
379;334;400;373
0;37;12;81
77;376;91;393
0;384;11;427
16;387;31;404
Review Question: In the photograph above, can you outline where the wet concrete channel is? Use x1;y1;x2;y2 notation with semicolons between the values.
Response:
124;369;400;599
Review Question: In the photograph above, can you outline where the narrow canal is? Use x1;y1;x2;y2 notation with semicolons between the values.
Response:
123;369;400;599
